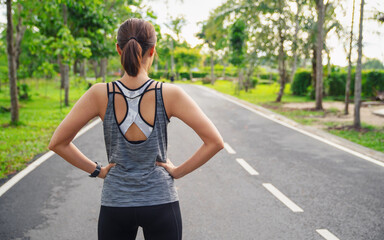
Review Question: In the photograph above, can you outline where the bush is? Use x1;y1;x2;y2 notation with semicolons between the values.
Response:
192;72;209;78
251;77;259;88
17;83;31;100
327;72;347;96
258;73;279;81
363;70;384;97
291;69;312;96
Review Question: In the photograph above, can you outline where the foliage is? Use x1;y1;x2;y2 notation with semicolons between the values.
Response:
173;47;201;73
291;69;312;96
362;58;384;70
363;70;384;97
291;69;384;98
17;83;30;100
229;19;247;68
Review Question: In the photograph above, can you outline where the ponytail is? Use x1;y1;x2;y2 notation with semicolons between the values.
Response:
121;38;142;77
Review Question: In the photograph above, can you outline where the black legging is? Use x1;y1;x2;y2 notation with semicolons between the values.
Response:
98;201;182;240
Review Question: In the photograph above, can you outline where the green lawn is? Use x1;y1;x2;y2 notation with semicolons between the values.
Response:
193;80;384;153
0;78;91;179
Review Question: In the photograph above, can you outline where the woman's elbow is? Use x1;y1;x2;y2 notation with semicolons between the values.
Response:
48;141;56;151
215;137;225;151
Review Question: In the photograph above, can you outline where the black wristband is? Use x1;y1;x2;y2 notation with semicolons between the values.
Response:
89;162;101;178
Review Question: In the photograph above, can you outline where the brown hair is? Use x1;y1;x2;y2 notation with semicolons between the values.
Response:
117;18;157;77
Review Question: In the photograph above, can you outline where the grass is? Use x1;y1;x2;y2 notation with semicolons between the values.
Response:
0;77;91;179
194;79;383;153
325;122;384;152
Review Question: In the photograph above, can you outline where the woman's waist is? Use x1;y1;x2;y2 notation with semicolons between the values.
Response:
105;165;172;182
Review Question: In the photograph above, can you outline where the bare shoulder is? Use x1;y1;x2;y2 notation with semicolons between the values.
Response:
86;83;109;118
160;82;188;118
161;82;186;99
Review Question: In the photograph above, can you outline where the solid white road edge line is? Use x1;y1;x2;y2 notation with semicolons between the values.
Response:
316;229;340;240
236;158;259;175
0;118;102;198
197;85;384;168
224;142;236;154
262;183;304;213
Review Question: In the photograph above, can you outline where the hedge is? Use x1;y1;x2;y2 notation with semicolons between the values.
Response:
291;70;312;96
149;71;208;80
291;69;384;98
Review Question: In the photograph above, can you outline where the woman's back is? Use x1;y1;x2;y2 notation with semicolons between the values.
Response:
101;79;178;207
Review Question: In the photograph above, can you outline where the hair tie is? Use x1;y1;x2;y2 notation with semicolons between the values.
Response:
128;36;138;42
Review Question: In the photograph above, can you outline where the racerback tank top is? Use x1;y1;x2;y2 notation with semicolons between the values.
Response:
101;79;178;207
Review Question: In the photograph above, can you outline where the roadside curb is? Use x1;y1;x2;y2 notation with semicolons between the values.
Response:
196;85;384;164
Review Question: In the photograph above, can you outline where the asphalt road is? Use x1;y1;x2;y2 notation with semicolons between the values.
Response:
0;84;383;240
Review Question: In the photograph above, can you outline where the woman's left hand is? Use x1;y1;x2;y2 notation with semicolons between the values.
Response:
156;158;179;179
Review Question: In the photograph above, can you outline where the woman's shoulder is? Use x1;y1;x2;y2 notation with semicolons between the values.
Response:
160;82;186;99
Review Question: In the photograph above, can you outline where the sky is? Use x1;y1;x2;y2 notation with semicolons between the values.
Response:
1;0;383;66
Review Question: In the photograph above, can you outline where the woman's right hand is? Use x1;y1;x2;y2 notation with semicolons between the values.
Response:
98;163;117;179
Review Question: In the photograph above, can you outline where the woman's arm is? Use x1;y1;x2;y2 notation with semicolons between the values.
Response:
48;83;115;179
156;84;224;179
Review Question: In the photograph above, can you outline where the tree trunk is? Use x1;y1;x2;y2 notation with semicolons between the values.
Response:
311;46;317;98
354;0;364;129
15;3;26;71
290;0;301;83
80;59;86;78
189;69;193;81
73;59;79;75
93;59;99;80
210;50;215;84
170;39;175;78
345;0;356;115
64;64;69;106
245;63;255;92
6;0;19;124
236;69;244;94
276;6;286;103
222;62;226;78
59;57;70;106
315;0;324;110
100;58;108;82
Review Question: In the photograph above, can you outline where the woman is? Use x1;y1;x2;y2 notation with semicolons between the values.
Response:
48;18;224;240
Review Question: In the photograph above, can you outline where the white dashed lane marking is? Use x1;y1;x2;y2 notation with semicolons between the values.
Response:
236;158;259;175
224;142;236;154
262;183;304;213
316;229;340;240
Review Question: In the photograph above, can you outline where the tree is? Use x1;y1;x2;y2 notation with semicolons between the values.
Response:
197;4;228;85
362;58;384;70
165;16;186;79
173;47;201;80
354;0;364;129
290;0;305;84
229;19;247;93
275;0;289;102
345;0;356;115
6;0;19;124
315;0;324;110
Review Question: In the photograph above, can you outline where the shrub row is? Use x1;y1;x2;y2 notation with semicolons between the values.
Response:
291;69;384;98
149;71;208;80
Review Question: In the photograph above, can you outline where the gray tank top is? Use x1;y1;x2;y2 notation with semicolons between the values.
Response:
101;79;178;207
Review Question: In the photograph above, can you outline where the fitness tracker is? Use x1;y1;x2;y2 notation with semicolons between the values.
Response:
89;162;101;178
